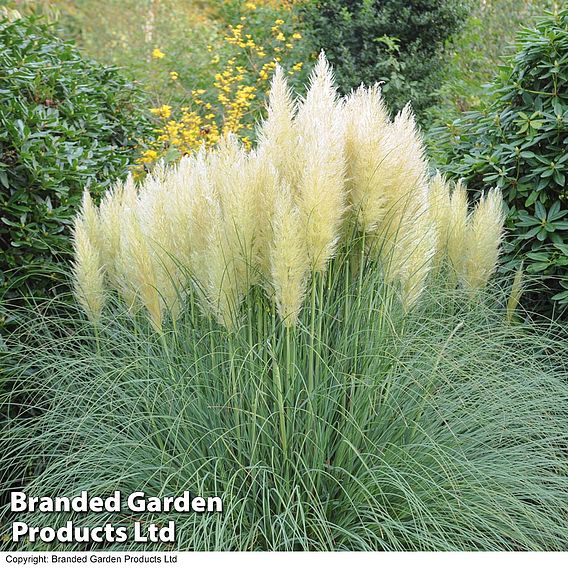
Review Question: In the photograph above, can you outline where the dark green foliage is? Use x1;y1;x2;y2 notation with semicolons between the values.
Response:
0;15;150;307
299;0;471;118
430;10;568;317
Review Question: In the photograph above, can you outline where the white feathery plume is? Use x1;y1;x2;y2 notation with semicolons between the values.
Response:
98;179;126;286
343;83;390;232
116;176;162;330
294;52;347;272
270;182;310;326
369;104;433;306
137;169;181;319
462;188;505;290
256;64;299;188
72;190;105;323
447;180;469;280
428;171;453;267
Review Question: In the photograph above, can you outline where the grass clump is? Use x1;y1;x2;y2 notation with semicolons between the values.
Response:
1;275;568;550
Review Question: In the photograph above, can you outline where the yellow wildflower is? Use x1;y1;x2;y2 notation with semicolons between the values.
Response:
169;71;179;81
151;47;165;60
150;105;172;119
141;149;159;163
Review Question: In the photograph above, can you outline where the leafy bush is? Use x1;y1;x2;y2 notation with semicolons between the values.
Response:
0;13;150;306
430;9;568;317
298;0;471;119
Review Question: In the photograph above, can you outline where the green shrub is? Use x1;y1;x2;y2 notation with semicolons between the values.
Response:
0;13;150;307
430;9;568;317
2;273;568;550
298;0;471;119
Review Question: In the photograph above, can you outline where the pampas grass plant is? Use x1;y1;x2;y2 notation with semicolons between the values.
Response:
2;55;566;553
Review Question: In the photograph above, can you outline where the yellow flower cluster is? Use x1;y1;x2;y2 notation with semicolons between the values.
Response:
138;9;306;170
258;60;277;82
149;105;172;119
